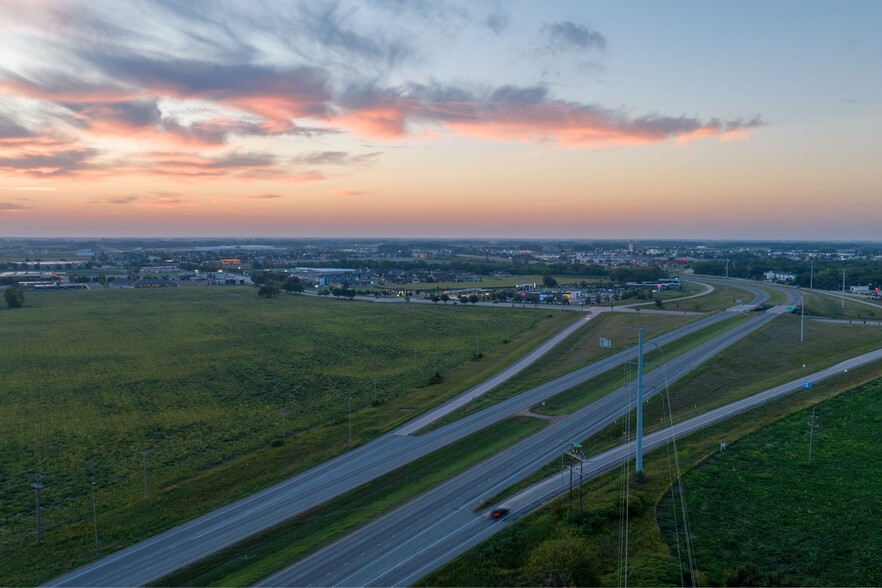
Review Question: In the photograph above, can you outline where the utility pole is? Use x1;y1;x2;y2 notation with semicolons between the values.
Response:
809;258;814;289
807;407;818;466
281;407;286;440
800;293;805;343
348;395;352;446
91;480;98;550
140;451;149;498
32;474;44;546
564;441;589;514
636;328;645;478
841;267;846;309
725;258;729;279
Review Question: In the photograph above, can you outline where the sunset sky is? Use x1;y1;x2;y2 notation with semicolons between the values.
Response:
1;1;880;240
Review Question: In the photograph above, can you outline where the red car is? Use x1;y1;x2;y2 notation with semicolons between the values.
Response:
489;507;509;519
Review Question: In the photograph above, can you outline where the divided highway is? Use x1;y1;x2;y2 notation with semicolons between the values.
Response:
258;302;788;586
48;279;779;587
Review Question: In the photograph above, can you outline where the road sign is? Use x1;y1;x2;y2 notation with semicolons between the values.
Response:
599;337;612;348
803;381;813;389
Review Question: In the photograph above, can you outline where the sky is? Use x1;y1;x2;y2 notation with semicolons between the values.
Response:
1;0;880;240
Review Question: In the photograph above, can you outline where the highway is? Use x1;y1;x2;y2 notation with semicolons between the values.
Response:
47;279;775;587
262;316;882;587
258;301;801;586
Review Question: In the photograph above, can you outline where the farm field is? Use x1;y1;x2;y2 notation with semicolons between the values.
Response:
0;287;571;586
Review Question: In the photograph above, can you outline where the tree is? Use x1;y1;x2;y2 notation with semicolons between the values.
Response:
440;293;450;304
468;294;479;304
525;531;600;587
4;287;24;309
542;274;558;288
283;276;304;293
257;285;279;298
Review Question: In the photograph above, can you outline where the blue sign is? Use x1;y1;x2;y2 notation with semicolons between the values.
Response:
803;381;813;389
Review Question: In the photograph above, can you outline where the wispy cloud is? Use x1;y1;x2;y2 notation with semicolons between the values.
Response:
329;188;371;196
0;201;33;214
333;82;763;146
136;195;194;209
484;4;510;35
540;21;607;53
0;147;99;177
292;150;382;166
245;193;282;199
107;195;140;205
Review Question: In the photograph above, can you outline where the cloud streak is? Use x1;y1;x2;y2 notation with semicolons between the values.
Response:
0;202;33;213
245;193;282;199
333;82;763;146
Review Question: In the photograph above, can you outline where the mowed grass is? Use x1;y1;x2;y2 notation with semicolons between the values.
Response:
797;287;882;321
535;314;749;417
0;287;571;586
159;416;547;587
422;356;882;587
658;377;882;586
583;314;882;458
418;311;702;432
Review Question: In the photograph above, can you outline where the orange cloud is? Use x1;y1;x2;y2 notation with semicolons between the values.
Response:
245;193;283;199
333;94;763;147
329;189;371;196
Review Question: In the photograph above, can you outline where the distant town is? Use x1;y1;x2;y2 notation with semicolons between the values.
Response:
2;238;881;302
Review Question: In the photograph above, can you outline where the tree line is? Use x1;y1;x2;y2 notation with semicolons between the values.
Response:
692;256;882;290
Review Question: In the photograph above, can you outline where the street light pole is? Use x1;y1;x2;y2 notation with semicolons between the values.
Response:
348;396;352;446
636;328;645;478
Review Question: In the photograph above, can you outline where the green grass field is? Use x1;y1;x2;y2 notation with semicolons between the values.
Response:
0;287;571;586
797;287;882;321
658;378;882;586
